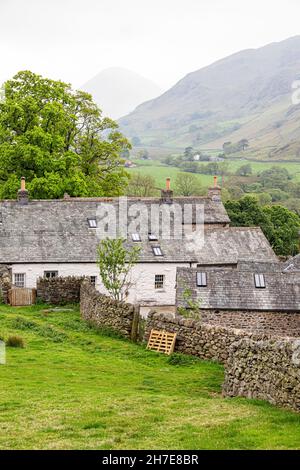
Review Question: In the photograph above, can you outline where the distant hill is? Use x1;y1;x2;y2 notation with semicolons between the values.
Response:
81;67;161;120
119;36;300;160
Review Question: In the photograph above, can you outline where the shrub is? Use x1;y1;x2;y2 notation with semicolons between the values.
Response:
6;335;25;348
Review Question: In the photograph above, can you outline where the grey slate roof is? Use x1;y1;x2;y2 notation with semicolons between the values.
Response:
283;255;300;273
0;197;275;264
176;262;300;312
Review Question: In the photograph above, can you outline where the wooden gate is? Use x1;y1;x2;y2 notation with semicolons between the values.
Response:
8;288;36;306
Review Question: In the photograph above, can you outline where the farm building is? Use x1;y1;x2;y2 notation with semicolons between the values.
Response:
0;177;298;316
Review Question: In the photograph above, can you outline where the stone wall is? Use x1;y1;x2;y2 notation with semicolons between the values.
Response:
37;276;84;304
223;336;300;412
80;281;137;339
0;266;12;304
144;311;250;362
199;310;300;337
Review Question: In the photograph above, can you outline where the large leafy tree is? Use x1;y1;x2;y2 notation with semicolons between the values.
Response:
225;196;300;257
0;71;130;198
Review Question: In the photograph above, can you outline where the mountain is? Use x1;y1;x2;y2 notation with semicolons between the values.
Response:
81;67;161;120
119;36;300;160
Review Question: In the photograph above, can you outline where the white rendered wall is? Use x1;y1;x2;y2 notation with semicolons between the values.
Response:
11;262;190;312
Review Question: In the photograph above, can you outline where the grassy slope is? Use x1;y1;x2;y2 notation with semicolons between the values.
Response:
127;159;300;190
0;305;300;450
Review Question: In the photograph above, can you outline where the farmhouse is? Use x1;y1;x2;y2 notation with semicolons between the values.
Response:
0;177;297;316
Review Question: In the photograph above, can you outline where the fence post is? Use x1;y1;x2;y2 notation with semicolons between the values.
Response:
131;304;140;342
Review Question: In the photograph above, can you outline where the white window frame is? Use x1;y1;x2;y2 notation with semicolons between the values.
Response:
254;274;266;288
155;274;165;289
13;273;26;288
196;272;207;287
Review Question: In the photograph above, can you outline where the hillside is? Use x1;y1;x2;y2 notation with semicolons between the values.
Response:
81;67;161;120
119;36;300;160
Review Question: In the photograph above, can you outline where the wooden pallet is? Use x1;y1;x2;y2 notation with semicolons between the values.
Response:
147;329;177;355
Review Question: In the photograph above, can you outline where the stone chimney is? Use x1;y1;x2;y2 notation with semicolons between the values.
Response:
208;175;221;201
17;177;29;205
161;177;173;203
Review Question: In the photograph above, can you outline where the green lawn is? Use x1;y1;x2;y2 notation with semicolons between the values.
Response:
0;304;300;450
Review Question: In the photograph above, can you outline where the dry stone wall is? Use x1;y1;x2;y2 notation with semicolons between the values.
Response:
0;266;12;304
145;311;300;411
145;311;250;362
37;276;84;304
223;336;300;412
80;281;136;339
200;310;300;337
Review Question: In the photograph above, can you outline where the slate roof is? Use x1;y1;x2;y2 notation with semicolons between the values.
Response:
0;197;276;264
176;261;300;312
283;255;300;273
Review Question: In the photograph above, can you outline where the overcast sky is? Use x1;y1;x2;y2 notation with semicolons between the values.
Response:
1;0;300;90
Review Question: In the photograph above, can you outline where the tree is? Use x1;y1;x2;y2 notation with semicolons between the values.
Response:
236;164;252;176
174;172;202;196
97;238;141;301
225;196;300;256
183;146;194;161
259;167;291;191
257;192;272;206
0;71;130;199
238;139;249;151
137;149;149;160
222;142;232;154
263;205;300;257
126;173;158;197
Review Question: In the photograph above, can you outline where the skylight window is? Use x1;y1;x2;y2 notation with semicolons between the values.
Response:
88;218;97;228
196;272;207;287
153;246;163;256
132;233;141;242
254;274;266;288
148;234;158;241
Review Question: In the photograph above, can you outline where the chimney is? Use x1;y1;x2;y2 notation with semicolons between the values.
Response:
161;177;173;203
208;175;221;201
17;177;29;205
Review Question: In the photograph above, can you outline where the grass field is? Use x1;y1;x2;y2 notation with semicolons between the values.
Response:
127;159;300;190
0;304;300;450
128;161;213;189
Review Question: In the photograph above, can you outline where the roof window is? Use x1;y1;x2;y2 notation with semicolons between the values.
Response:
153;246;163;256
196;272;207;287
254;274;266;288
88;218;97;228
132;233;141;242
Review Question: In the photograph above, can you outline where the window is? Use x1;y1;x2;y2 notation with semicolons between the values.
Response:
152;246;163;256
132;233;141;242
254;274;266;288
155;274;164;289
44;271;58;279
90;276;97;286
88;218;97;228
148;234;158;241
14;273;25;288
196;272;207;287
